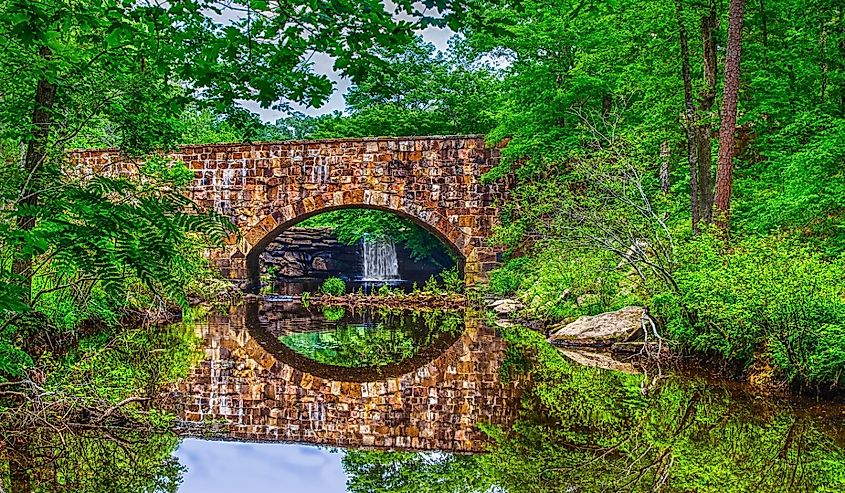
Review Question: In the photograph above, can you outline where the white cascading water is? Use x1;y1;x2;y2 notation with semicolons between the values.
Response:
362;237;399;280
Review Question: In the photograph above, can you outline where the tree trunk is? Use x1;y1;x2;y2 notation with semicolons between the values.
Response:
675;0;700;231
660;140;671;193
12;46;57;305
714;0;747;233
696;1;718;225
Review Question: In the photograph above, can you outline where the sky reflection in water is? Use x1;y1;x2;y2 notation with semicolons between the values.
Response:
175;439;347;492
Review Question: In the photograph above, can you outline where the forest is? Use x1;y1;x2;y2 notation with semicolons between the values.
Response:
0;0;844;491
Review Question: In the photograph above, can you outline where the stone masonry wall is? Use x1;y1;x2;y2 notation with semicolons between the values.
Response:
69;136;508;287
260;227;361;278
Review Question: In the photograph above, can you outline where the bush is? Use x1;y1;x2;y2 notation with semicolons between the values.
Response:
489;257;532;295
322;306;346;321
320;277;346;296
377;283;393;297
489;246;638;321
440;267;464;293
656;233;845;387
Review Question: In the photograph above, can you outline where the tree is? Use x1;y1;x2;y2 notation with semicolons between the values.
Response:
313;37;500;138
713;0;748;232
0;0;456;306
675;0;718;232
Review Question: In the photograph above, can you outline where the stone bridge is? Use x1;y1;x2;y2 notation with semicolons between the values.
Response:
70;136;507;288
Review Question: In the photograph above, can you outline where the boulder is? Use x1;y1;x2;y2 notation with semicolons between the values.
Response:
488;298;524;315
549;306;644;345
276;251;307;277
311;255;330;271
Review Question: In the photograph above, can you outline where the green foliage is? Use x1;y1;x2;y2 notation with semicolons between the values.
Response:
53;322;202;403
488;256;531;296
0;312;202;492
485;325;845;492
0;338;33;379
490;245;642;322
320;277;347;296
440;267;464;294
322;305;346;321
1;159;235;313
344;450;493;493
423;275;439;294
738;114;845;255
377;283;393;297
2;432;185;493
655;233;845;386
308;36;499;139
445;0;845;389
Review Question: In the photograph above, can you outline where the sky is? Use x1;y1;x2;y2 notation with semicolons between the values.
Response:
175;439;348;492
240;22;455;122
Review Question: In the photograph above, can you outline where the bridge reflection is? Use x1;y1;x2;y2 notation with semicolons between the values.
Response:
172;300;524;452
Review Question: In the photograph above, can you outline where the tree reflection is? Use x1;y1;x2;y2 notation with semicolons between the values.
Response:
0;323;199;492
280;309;463;367
343;327;845;492
2;424;182;493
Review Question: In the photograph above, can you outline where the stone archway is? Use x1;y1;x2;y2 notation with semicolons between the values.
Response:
241;190;474;291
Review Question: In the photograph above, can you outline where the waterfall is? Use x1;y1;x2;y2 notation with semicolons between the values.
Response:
362;237;399;280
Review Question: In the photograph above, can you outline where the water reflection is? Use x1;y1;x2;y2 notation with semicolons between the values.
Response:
261;302;463;370
5;302;845;492
172;300;524;452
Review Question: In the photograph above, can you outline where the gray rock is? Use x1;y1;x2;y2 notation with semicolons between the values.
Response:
488;298;524;315
311;255;330;271
549;306;644;345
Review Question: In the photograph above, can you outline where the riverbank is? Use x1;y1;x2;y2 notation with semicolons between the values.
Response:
310;292;467;310
489;295;845;399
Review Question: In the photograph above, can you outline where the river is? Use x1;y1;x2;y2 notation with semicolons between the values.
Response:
3;298;845;491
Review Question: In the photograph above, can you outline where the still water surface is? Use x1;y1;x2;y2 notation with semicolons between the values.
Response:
4;298;845;491
172;300;523;452
165;299;845;491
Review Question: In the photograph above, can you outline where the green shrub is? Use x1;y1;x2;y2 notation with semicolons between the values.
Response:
423;275;440;293
658;233;845;386
490;246;636;321
489;257;532;295
440;267;464;293
320;277;346;296
322;306;346;321
0;339;33;379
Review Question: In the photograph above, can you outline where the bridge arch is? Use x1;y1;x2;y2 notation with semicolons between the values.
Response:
69;136;508;287
242;190;473;291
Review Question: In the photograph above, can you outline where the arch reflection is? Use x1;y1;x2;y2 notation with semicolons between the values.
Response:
245;300;465;382
175;299;523;452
